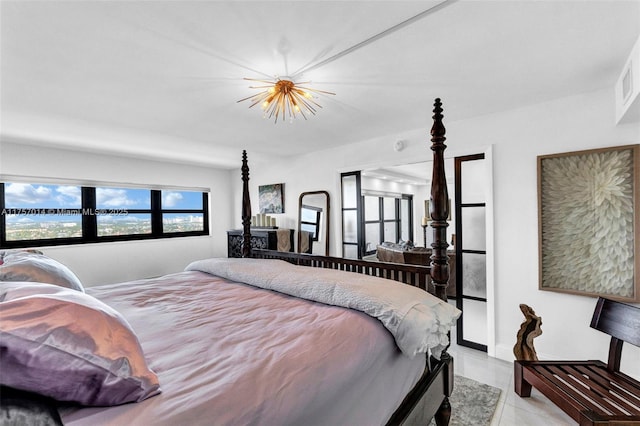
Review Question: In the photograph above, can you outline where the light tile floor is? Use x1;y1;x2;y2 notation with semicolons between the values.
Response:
447;337;576;425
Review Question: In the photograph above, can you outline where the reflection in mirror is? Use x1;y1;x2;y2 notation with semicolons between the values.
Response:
297;191;330;255
300;205;321;240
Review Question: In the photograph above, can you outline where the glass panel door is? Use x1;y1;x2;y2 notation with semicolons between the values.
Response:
455;154;488;351
341;172;362;259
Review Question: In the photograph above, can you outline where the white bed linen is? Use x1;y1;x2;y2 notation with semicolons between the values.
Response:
60;271;425;426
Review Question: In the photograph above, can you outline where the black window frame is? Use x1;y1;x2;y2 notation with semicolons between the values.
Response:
362;194;402;255
0;183;209;248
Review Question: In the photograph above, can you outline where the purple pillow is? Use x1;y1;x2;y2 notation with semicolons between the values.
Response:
0;282;160;406
0;251;84;292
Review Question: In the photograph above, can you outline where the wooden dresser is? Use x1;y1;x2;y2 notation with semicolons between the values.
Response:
227;228;294;258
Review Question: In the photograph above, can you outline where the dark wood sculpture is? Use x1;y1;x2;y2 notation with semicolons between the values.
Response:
513;304;542;361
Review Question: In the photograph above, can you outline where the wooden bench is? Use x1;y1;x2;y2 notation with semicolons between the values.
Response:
514;297;640;426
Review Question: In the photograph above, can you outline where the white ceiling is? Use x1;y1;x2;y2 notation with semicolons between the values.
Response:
1;1;639;169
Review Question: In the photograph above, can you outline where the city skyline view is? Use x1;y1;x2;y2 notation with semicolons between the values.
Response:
2;183;205;241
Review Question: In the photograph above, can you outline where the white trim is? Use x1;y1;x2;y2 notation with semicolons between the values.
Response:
0;174;210;193
484;145;496;357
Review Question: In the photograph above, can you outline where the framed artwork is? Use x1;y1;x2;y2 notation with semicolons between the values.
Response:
258;183;284;214
538;144;639;302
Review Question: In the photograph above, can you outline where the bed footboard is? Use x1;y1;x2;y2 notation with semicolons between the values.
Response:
251;249;431;291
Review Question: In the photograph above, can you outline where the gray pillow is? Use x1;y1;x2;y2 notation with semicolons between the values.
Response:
0;251;84;292
0;282;161;406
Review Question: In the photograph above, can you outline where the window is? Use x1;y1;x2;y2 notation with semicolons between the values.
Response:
2;183;83;242
161;190;206;234
0;182;209;248
362;194;402;255
96;187;152;237
300;204;322;241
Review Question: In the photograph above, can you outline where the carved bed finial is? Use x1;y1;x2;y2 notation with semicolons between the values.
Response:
241;150;252;258
429;98;450;302
513;304;543;361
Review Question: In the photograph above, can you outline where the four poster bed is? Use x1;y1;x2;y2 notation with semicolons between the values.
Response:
0;99;458;426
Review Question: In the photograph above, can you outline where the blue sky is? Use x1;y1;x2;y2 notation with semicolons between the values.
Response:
160;190;202;209
5;183;81;208
4;183;202;209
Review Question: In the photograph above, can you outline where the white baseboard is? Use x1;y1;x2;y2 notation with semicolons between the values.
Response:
494;344;514;364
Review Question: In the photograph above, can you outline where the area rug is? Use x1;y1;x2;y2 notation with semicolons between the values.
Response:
429;375;502;426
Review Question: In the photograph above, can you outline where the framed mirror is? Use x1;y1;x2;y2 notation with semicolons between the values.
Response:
297;191;330;255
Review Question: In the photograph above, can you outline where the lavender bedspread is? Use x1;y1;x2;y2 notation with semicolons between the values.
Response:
186;258;461;358
60;270;426;426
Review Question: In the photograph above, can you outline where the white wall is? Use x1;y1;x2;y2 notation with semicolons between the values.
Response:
456;88;639;377
233;87;640;377
0;142;233;285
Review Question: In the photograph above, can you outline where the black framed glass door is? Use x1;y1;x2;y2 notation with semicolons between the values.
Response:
454;154;488;351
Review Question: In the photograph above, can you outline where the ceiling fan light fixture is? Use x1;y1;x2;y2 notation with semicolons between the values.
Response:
237;77;335;123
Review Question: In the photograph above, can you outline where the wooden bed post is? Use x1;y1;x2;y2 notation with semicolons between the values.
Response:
429;98;453;426
241;150;252;258
429;98;450;302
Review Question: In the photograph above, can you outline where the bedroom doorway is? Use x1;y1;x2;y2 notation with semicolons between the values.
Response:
340;151;494;355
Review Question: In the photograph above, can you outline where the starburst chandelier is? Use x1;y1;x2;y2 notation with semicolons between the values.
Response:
237;77;335;123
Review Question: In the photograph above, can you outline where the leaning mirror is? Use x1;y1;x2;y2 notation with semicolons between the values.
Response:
297;191;330;255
